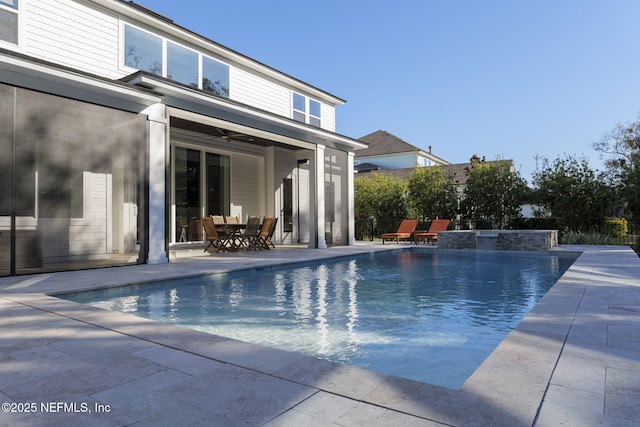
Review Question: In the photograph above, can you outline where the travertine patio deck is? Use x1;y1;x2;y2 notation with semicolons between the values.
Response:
1;243;639;426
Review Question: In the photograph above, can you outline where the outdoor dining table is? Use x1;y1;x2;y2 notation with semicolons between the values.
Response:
214;223;246;251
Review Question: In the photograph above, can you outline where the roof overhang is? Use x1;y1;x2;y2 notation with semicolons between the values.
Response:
0;48;161;112
124;72;367;152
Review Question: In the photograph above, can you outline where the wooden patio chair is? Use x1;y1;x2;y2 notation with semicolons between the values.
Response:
225;216;240;224
265;217;278;249
240;216;262;250
381;219;419;245
255;216;276;250
413;219;450;245
211;215;225;225
201;217;230;252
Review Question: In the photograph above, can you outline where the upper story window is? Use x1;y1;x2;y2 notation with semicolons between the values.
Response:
124;25;162;75
167;41;198;87
202;56;229;97
0;0;19;45
123;23;229;98
292;92;321;127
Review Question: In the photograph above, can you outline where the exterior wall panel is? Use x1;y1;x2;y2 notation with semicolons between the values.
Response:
321;102;335;132
24;0;122;79
231;67;291;117
231;154;260;220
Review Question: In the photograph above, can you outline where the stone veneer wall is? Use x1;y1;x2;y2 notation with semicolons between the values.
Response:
437;230;558;251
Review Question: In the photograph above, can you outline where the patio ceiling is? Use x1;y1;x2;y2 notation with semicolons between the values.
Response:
170;117;295;150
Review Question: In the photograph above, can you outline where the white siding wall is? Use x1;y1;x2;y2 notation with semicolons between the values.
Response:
230;154;261;220
23;0;123;79
230;67;291;118
321;102;335;132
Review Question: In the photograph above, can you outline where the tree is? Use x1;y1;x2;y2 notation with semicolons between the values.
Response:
594;118;640;225
407;166;458;221
354;172;409;220
531;154;613;233
461;155;527;229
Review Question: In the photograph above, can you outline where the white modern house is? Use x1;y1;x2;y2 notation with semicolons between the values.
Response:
0;0;366;276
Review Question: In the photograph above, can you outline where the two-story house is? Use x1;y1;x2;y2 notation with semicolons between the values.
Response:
354;130;450;172
0;0;366;276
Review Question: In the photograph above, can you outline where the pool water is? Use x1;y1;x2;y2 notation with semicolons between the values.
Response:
61;250;578;389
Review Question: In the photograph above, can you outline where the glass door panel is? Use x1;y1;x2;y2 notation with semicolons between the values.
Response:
206;152;230;217
174;147;201;241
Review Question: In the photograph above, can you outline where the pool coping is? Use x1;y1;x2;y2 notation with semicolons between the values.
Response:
1;243;639;426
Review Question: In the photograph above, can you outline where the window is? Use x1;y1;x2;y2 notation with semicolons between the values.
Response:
167;41;198;87
309;99;321;127
124;25;162;75
292;93;306;123
0;0;18;45
292;93;321;127
202;56;229;97
123;24;230;98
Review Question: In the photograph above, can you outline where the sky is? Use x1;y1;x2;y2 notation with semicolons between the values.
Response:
132;0;640;182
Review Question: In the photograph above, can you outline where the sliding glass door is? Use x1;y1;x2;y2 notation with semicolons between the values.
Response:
173;147;230;242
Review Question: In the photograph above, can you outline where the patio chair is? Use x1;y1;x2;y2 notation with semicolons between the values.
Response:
225;216;240;224
413;219;450;245
255;216;276;250
265;217;278;249
240;216;262;250
201;217;230;252
381;219;419;245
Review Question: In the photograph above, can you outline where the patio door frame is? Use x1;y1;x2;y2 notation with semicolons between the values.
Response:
169;141;231;244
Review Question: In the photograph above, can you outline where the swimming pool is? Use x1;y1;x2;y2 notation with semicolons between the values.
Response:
60;250;578;389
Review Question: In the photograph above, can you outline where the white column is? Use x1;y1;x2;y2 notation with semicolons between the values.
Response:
146;103;168;264
314;144;327;249
347;151;356;245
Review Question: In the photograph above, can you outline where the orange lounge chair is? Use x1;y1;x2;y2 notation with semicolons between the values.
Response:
381;219;419;245
414;219;450;245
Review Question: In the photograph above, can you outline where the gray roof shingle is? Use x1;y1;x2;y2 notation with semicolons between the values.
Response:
357;130;418;156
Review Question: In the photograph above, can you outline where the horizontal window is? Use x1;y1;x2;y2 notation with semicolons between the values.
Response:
123;23;229;98
124;25;162;75
202;56;229;97
167;41;198;87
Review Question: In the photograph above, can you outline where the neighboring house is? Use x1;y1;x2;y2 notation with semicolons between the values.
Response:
355;130;450;170
0;0;366;276
354;131;514;193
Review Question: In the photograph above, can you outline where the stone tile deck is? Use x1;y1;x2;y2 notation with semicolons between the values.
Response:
0;243;639;426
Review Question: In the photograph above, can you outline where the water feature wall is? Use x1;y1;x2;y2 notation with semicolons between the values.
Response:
437;230;558;251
